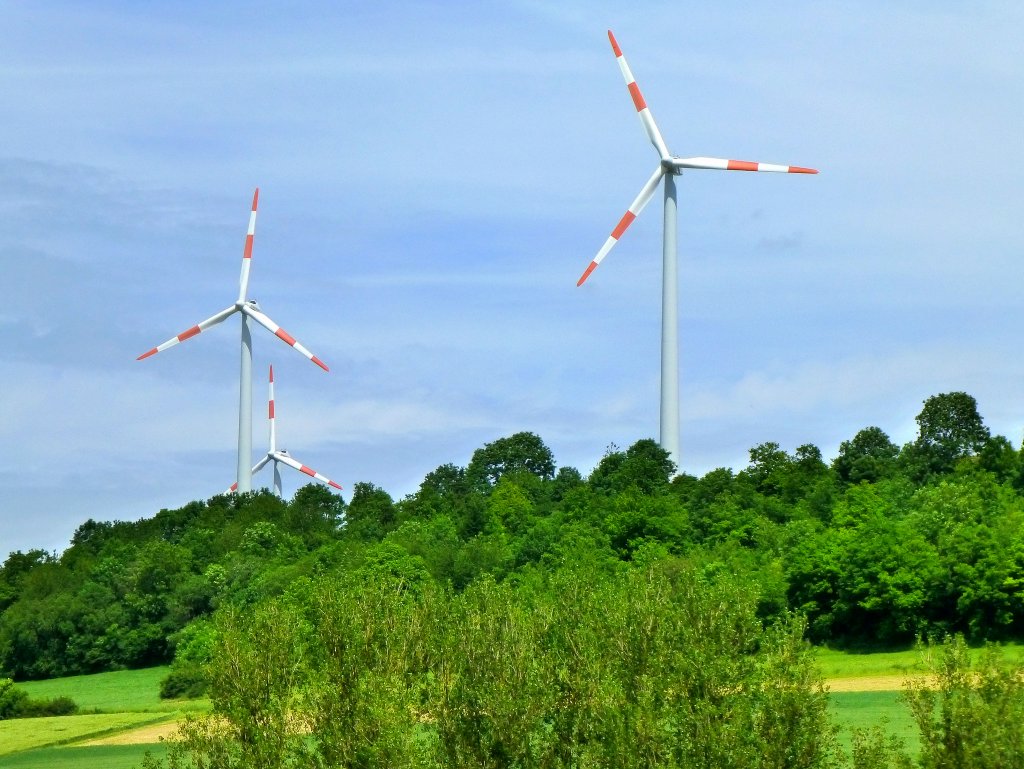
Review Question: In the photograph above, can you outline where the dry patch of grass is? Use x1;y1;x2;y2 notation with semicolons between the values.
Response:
76;717;183;746
0;713;170;756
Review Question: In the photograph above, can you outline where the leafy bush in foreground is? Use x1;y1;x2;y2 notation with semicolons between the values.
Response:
151;558;843;769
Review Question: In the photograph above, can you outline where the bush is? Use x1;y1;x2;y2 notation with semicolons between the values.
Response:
904;636;1024;768
18;694;78;717
159;664;208;699
0;678;29;719
0;678;78;719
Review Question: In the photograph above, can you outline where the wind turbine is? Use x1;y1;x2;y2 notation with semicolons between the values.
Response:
137;189;329;493
577;30;817;471
226;365;342;496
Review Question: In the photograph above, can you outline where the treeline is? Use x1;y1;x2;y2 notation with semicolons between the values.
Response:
4;391;1024;681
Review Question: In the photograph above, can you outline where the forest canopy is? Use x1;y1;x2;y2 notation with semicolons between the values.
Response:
3;391;1024;682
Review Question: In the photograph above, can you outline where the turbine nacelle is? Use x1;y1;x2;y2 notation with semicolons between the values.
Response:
137;188;330;494
577;32;818;288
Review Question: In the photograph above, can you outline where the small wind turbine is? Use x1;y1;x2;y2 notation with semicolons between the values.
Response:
577;30;817;471
226;365;342;496
137;189;329;493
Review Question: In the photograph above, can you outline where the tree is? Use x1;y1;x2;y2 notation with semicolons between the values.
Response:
589;439;674;495
466;432;555;490
904;636;1024;768
286;484;345;544
833;427;899;484
344;482;397;541
743;442;792;496
907;392;990;479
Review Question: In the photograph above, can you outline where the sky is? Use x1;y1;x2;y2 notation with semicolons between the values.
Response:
2;1;1022;555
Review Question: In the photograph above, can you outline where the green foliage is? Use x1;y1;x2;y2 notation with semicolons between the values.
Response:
151;561;842;769
344;481;398;541
904;636;1024;768
466;431;555;489
10;391;1024;696
834;427;899;485
589;438;674;496
905;391;991;480
0;677;78;719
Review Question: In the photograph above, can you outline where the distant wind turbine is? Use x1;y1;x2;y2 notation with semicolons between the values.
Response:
226;365;342;496
137;189;329;493
577;30;817;471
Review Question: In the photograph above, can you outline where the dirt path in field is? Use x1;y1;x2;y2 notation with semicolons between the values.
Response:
78;717;182;746
827;674;929;692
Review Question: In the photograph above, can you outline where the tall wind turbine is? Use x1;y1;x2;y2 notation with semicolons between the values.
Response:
137;189;329;493
577;30;817;471
226;365;342;496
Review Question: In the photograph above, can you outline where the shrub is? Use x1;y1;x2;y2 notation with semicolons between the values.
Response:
0;678;78;719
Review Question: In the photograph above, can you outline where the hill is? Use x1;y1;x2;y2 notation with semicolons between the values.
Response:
3;390;1024;685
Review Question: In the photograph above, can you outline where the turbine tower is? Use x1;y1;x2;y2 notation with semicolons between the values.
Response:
577;30;817;471
137;189;329;493
226;365;342;496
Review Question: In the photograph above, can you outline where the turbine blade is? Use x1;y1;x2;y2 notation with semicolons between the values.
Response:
237;188;259;303
242;305;329;372
578;165;664;286
671;157;818;174
608;30;670;160
226;454;272;494
137;306;237;360
274;451;342;490
268;365;276;453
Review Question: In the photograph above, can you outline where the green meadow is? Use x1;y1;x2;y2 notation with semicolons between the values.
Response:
6;645;1015;766
12;666;206;714
0;743;169;769
0;667;199;768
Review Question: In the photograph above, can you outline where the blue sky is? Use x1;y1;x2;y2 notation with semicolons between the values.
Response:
2;1;1022;554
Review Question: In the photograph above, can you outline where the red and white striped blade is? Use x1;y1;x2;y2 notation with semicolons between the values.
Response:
578;164;664;286
242;305;329;372
671;157;818;174
137;305;238;361
237;188;259;303
267;365;277;453
608;30;670;160
226;455;272;493
273;450;342;490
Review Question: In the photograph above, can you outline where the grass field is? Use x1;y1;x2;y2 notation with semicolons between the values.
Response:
14;666;206;714
0;743;168;769
815;641;1024;680
0;713;171;756
830;690;919;758
1;667;194;767
8;647;1008;766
